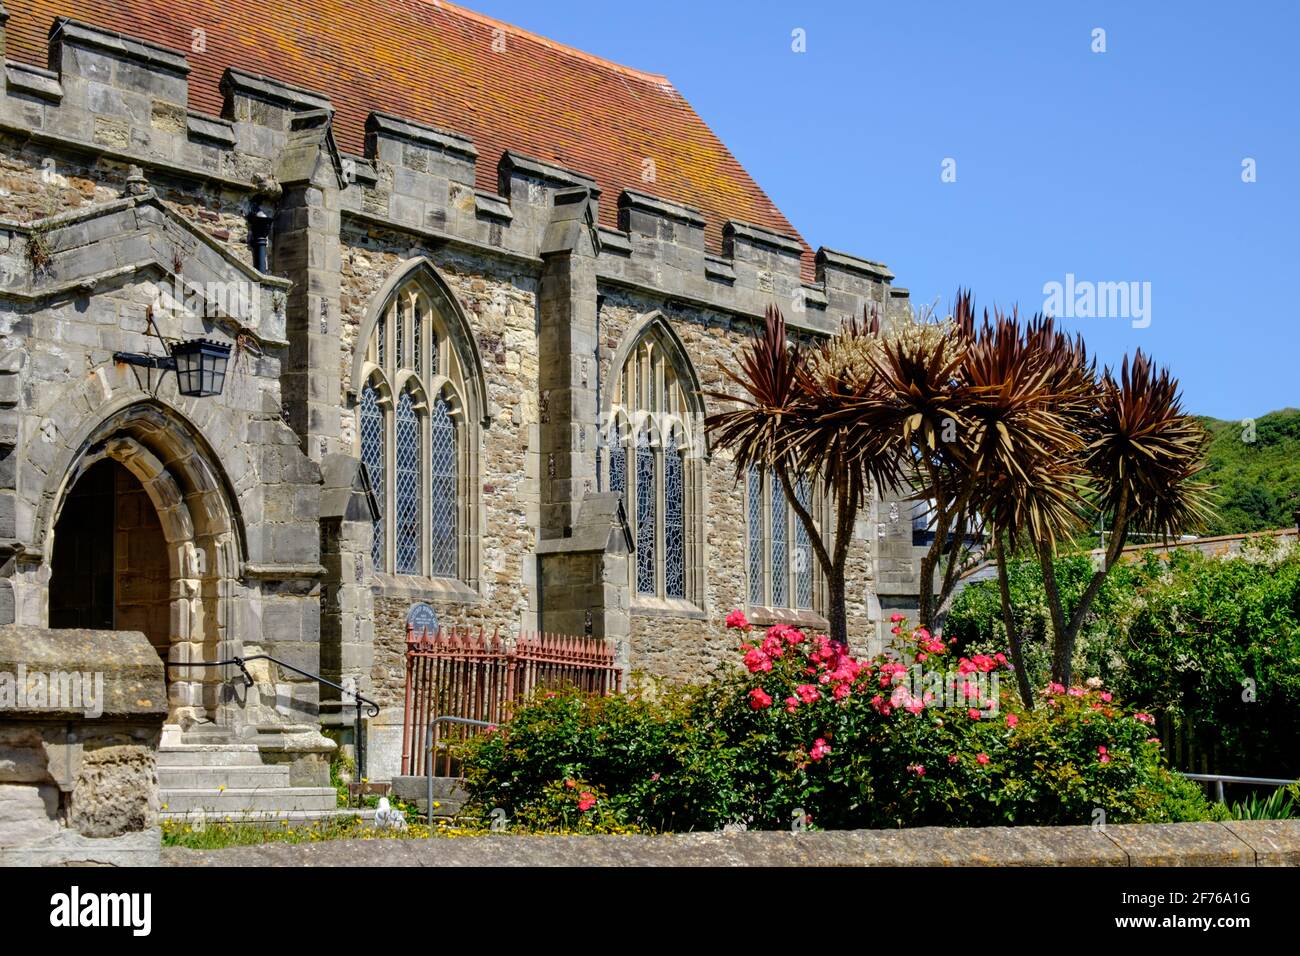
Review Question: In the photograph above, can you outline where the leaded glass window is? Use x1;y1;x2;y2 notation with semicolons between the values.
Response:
748;469;824;611
770;473;789;608
395;300;406;370
635;430;655;595
747;466;763;606
394;391;421;574
608;433;626;495
665;450;685;599
360;382;385;572
430;395;457;578
794;479;813;609
414;303;423;375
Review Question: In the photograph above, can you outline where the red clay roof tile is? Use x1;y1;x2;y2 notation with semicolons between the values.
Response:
3;0;814;276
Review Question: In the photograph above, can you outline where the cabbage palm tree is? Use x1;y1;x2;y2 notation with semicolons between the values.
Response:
708;296;1210;698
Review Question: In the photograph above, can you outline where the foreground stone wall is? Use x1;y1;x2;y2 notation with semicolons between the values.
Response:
0;625;166;866
163;820;1300;867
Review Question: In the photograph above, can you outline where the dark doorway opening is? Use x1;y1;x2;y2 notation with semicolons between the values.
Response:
49;457;171;661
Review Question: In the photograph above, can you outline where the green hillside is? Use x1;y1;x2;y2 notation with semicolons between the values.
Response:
1198;408;1300;535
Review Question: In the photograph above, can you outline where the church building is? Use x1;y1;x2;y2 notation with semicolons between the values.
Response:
0;0;909;801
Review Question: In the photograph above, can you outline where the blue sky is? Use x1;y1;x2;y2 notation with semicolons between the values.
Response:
469;0;1297;420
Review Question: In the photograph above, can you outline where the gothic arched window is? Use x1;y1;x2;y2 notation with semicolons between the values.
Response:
356;266;482;590
604;317;704;607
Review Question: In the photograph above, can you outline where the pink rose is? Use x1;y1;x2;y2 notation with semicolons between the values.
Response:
725;609;751;630
810;738;832;761
796;684;821;704
976;753;989;765
578;792;596;811
890;613;905;623
749;687;773;710
784;696;799;714
1005;714;1019;728
743;648;772;673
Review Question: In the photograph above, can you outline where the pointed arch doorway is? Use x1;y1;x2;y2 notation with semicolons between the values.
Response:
45;403;243;728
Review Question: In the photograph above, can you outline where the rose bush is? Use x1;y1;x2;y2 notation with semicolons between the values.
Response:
457;613;1215;832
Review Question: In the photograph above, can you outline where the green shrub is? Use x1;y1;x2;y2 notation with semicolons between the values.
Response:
458;614;1213;832
458;683;739;833
1117;541;1300;776
946;541;1300;777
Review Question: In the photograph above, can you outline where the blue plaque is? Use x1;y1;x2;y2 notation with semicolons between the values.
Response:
407;602;438;636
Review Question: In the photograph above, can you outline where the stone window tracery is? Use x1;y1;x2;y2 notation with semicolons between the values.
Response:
359;270;478;587
604;317;704;607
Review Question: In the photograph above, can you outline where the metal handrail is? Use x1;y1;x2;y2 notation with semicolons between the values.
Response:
1181;772;1298;804
167;654;380;782
423;715;496;828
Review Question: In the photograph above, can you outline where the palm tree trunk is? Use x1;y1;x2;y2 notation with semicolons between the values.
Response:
996;535;1035;709
1040;543;1071;685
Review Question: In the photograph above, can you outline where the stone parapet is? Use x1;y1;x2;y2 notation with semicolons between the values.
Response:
160;820;1300;867
0;16;904;336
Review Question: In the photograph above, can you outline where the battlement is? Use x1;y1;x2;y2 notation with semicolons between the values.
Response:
0;14;907;330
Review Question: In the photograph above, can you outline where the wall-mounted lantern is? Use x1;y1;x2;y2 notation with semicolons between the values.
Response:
114;338;232;398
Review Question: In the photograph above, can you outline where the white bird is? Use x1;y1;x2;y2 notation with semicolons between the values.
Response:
373;797;407;832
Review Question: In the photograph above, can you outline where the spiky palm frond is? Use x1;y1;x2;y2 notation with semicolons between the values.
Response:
1087;351;1214;540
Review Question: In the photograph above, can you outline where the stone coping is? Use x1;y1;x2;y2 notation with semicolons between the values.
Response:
162;821;1300;867
0;626;166;720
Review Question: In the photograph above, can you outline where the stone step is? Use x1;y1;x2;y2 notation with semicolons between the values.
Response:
157;746;265;768
158;765;291;790
159;787;339;813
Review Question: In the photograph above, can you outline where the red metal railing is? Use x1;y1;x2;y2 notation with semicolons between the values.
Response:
400;624;622;777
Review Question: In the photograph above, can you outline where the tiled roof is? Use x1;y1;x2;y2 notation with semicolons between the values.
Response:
3;0;813;272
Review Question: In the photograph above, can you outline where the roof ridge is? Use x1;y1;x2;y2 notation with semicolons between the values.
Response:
421;0;673;87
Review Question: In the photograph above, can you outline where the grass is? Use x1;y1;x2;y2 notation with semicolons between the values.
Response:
160;815;503;849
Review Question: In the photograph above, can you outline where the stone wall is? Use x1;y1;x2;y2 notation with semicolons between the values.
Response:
163;820;1300;867
0;624;167;866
